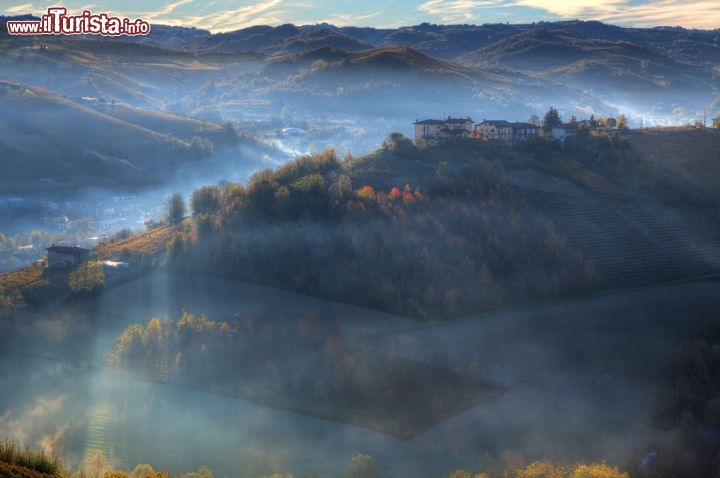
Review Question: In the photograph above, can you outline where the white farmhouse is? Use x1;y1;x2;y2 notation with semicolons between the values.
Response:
476;120;540;142
551;124;580;141
476;120;514;141
414;117;474;145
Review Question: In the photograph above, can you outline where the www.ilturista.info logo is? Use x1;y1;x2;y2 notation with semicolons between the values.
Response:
6;7;151;36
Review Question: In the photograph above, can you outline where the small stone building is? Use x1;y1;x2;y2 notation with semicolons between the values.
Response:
45;245;90;268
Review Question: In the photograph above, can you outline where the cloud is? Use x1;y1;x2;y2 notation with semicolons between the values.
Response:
322;10;381;27
601;0;720;29
6;0;720;30
120;0;195;24
418;0;506;24
514;0;627;18
159;0;194;14
5;3;43;14
416;0;720;28
513;0;720;29
26;395;65;420
139;0;194;22
131;0;287;32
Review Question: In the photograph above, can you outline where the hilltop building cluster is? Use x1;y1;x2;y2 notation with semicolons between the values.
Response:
413;116;595;145
415;113;720;146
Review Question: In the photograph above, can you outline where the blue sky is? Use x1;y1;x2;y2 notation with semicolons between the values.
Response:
3;0;719;32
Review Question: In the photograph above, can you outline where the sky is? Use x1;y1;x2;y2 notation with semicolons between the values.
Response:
2;0;720;33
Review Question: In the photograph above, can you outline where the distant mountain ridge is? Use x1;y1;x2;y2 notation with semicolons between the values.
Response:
4;15;709;114
151;20;719;68
3;15;719;64
1;14;719;155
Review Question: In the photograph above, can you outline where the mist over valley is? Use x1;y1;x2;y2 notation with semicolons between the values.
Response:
1;11;720;478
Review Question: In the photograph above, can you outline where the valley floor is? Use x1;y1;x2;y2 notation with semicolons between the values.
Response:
2;274;719;476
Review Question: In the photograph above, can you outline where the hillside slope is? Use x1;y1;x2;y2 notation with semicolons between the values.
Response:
0;81;196;191
458;28;712;96
629;129;720;201
0;80;251;193
0;32;263;108
0;442;61;478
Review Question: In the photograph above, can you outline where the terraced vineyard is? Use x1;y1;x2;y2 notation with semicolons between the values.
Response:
97;219;190;259
630;129;720;201
0;264;47;292
526;191;720;289
0;264;71;306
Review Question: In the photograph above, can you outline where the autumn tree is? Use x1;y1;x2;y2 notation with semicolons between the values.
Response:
448;471;488;478
195;214;215;239
105;472;129;478
130;464;158;478
84;452;112;478
382;132;417;157
287;173;328;217
598;116;617;131
190;186;221;217
167;232;185;260
616;114;629;131
569;462;628;478
166;193;185;224
68;262;105;294
245;169;278;216
447;470;471;478
356;185;376;202
515;460;566;478
178;466;213;478
329;175;353;205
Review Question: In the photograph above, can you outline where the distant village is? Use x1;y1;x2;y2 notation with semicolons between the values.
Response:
37;195;139;233
15;194;157;234
0;193;164;272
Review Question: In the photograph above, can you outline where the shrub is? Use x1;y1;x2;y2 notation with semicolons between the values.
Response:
0;440;62;476
68;262;104;294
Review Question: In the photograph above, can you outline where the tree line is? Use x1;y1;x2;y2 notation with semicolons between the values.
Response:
163;147;597;319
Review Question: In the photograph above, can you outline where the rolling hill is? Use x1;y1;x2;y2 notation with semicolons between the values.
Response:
263;45;494;82
192;26;372;55
457;28;713;95
0;31;264;109
0;80;261;193
238;44;577;131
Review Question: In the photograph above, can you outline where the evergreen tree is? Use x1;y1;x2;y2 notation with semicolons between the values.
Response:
542;107;562;134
